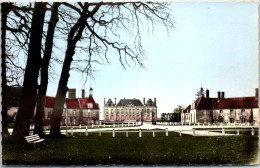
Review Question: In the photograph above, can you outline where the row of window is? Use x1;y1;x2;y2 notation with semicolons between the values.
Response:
105;109;155;113
219;109;245;116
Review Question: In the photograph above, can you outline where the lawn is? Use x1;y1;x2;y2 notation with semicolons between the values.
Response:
2;132;259;166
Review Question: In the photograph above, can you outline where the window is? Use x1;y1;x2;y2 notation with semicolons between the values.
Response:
241;109;245;116
241;117;246;123
230;118;234;123
88;103;93;109
220;110;223;116
230;110;234;116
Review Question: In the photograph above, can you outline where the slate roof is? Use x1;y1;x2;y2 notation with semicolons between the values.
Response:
117;99;144;107
146;98;154;106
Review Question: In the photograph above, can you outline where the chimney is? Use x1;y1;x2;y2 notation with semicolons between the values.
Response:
221;92;225;99
104;98;106;105
255;88;259;98
82;89;85;98
154;98;156;106
115;98;116;106
68;88;76;98
143;98;145;105
217;91;221;100
206;89;209;98
96;103;99;108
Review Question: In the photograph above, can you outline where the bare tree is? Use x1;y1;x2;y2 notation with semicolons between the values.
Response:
1;3;14;138
12;2;47;138
34;2;61;137
50;2;174;137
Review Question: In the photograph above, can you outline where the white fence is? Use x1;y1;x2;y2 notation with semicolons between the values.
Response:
156;122;257;127
68;127;257;137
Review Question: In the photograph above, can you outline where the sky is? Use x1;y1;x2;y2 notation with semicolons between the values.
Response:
46;2;259;119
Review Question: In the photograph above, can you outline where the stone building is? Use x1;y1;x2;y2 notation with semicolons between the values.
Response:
44;88;100;126
181;88;259;124
103;98;157;123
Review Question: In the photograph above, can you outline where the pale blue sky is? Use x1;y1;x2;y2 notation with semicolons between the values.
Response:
47;2;258;118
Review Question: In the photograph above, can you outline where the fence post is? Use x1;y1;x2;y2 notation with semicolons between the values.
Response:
71;128;73;136
182;122;183;126
139;129;142;137
113;129;115;137
208;131;210;135
153;131;155;137
166;128;168;136
251;128;255;136
189;122;191;126
122;123;123;127
103;124;105;128
85;128;88;136
98;125;99;128
237;129;239;135
113;123;115;128
192;129;195;136
208;122;210;126
99;131;101;136
128;123;129;127
179;131;182;136
198;123;200;126
92;124;94;128
222;128;225;135
80;124;81;129
126;131;128;137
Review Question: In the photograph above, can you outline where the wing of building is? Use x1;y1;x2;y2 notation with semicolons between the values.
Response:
181;88;259;124
44;88;100;126
103;97;157;123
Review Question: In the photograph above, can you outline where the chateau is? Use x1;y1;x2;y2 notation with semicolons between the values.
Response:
103;98;157;123
182;88;259;124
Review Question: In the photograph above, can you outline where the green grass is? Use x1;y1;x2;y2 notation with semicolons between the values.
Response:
2;133;258;166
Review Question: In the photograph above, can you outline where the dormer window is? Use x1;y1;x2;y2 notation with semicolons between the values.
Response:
87;103;93;109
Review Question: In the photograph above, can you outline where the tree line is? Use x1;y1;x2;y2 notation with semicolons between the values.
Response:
2;2;174;139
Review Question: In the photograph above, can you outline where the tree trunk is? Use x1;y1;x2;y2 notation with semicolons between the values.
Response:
1;3;13;138
34;3;60;137
12;2;47;139
50;4;89;137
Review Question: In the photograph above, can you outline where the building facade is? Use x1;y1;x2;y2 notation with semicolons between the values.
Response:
182;88;259;124
103;98;157;123
44;88;100;126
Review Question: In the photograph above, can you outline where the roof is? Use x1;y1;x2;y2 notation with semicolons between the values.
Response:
146;98;154;106
117;99;144;107
66;98;80;109
215;97;258;109
45;96;56;108
195;97;217;109
79;96;99;109
185;96;259;112
105;98;114;106
183;105;191;113
45;96;99;110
